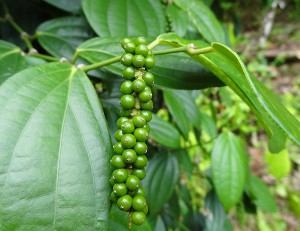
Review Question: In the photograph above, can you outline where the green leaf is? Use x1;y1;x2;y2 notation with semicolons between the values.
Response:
156;33;300;152
149;114;181;149
173;0;226;43
211;131;247;210
143;153;179;215
204;190;227;231
0;40;26;84
43;0;82;12
0;62;112;230
109;205;152;231
265;149;291;179
82;0;166;37
37;16;93;59
166;4;189;37
200;112;217;139
163;89;190;138
245;175;277;213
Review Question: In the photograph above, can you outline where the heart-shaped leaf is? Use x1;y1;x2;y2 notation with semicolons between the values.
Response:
82;0;166;37
0;40;26;84
0;62;112;230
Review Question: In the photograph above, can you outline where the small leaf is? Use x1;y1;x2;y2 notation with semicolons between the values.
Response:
37;16;93;59
211;131;247;210
164;89;190;138
82;0;166;37
173;0;226;43
43;0;82;12
245;175;277;213
143;153;179;215
265;149;291;179
0;62;112;230
0;40;26;84
149;114;181;149
200;112;217;138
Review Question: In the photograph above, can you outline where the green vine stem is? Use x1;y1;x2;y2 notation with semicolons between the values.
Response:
27;52;60;62
1;0;34;50
80;42;214;73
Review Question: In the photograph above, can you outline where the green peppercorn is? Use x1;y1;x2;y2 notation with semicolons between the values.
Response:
113;169;128;183
121;38;132;48
126;175;140;191
135;44;149;58
110;191;118;203
132;195;147;211
133;155;148;169
121;120;135;134
134;142;147;155
134;37;147;46
132;115;146;128
132;55;145;68
122;67;135;80
132;211;145;225
140;110;152;122
113;183;127;197
113;142;124;155
123;42;136;54
120;81;133;95
117;117;129;128
135;187;145;196
117;195;132;211
114;129;123;142
121;134;136;149
132;79;146;93
120;108;131;117
144;56;155;69
122;149;137;164
140;100;153;110
138;90;152;103
121;53;133;66
142;72;154;85
134;128;148;142
120;95;135;109
143;124;150;133
110;155;126;169
132;168;146;180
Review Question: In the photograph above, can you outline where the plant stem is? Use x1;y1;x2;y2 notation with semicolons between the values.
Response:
80;56;121;72
28;52;60;62
153;47;187;55
1;0;33;50
71;51;79;64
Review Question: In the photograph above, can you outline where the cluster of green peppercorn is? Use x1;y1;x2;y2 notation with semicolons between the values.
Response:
110;37;155;226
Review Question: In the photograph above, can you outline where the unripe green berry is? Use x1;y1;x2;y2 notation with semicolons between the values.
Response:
114;129;123;142
109;177;115;186
142;72;154;85
140;100;153;110
132;195;147;211
122;149;137;164
122;67;135;80
133;155;148;169
135;44;149;58
113;183;127;197
120;95;135;109
132;168;146;180
121;38;132;48
132;55;145;68
134;128;148;142
134;142;147;155
138;90;152;103
143;124;150;132
121;120;135;134
135;187;145;196
141;110;152;122
117;195;132;211
143;204;149;215
121;53;133;66
123;42;136;54
121;134;136;148
120;108;131;117
132;79;146;93
110;155;126;169
112;169;128;183
120;81;133;95
117;117;129;128
134;37;147;46
110;191;118;203
144;56;155;69
126;175;140;190
132;115;146;128
113;142;124;155
132;211;145;225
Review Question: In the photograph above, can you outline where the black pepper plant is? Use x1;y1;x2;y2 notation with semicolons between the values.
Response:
0;0;299;230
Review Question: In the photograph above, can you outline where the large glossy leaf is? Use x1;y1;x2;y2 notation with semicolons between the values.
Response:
82;0;166;37
77;37;223;89
173;0;226;43
245;175;277;213
149;114;181;149
166;4;189;37
143;153;179;215
36;17;92;59
211;131;247;210
156;33;300;152
44;0;82;12
0;40;26;84
0;62;113;230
